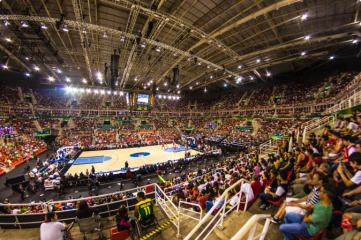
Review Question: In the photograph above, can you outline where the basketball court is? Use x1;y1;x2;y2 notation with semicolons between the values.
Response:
66;145;201;175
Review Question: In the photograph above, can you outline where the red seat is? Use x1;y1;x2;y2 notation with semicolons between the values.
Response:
267;197;284;206
267;197;284;212
293;228;325;240
145;185;153;194
111;227;129;240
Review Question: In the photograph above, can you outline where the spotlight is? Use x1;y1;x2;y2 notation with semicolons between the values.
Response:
82;78;87;83
256;59;261;63
156;47;161;52
164;82;167;86
353;39;359;44
250;76;254;80
21;21;28;27
25;72;30;77
57;68;62;73
238;65;242;69
207;65;210;69
82;29;87;33
86;89;91;93
4;21;9;26
134;76;138;81
204;87;207;92
49;76;54;81
120;36;125;41
210;75;213;79
34;66;39;71
301;14;308;20
41;23;47;29
62;25;69;32
177;91;180;94
197;62;202;66
103;32;108;38
5;37;11;42
140;43;146;48
66;77;70;82
329;55;334;60
190;86;193;89
196;82;199;85
25;57;29;60
267;72;271;77
224;83;227;87
301;51;306;56
304;35;310;40
2;65;8;69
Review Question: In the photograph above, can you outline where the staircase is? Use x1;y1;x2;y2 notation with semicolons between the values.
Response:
258;138;281;159
244;90;256;106
18;87;24;102
29;89;37;105
34;120;42;131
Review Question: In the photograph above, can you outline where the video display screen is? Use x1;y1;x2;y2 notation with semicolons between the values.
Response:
206;123;216;128
137;94;149;105
0;126;14;135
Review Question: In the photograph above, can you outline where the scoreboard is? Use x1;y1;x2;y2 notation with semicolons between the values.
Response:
128;92;154;111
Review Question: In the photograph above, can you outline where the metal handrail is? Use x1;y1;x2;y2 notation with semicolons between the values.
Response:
230;214;271;240
183;178;250;240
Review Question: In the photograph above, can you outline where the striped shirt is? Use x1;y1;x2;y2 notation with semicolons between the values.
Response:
305;187;320;205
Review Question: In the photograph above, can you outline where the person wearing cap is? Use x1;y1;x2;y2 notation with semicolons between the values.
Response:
40;212;67;240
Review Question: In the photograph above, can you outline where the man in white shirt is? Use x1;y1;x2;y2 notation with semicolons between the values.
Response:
40;212;67;240
343;117;359;135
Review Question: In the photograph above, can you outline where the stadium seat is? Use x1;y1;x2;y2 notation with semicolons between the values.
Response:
145;185;153;194
267;197;284;212
293;228;325;240
111;227;130;240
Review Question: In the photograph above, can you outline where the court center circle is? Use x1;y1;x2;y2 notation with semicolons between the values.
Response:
130;152;151;158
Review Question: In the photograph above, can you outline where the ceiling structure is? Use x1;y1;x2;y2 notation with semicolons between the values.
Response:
0;0;360;93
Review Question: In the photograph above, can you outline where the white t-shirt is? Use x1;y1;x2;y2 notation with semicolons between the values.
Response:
347;122;359;133
40;222;65;240
351;171;361;185
275;186;286;197
229;194;240;206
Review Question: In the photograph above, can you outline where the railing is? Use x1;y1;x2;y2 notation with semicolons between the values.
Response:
258;138;279;156
230;214;271;240
0;184;157;229
154;184;180;237
302;115;334;142
184;179;251;240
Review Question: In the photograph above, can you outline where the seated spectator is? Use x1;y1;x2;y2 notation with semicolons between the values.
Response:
76;200;99;219
271;172;326;224
115;205;135;233
279;183;335;240
40;212;67;240
135;192;154;224
259;173;288;210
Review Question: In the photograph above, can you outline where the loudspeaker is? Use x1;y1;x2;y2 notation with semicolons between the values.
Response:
110;77;115;91
110;54;120;78
172;67;179;86
152;83;157;95
104;63;108;83
146;22;153;38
